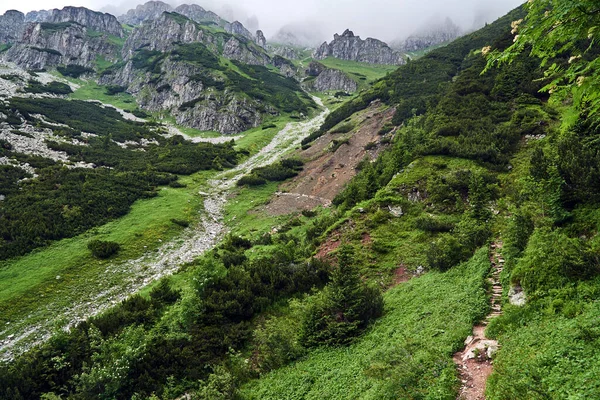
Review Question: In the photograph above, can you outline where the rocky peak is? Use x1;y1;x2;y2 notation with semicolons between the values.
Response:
225;21;254;41
118;1;173;26
0;10;25;44
395;17;462;52
314;29;405;65
174;4;223;26
48;7;124;37
255;30;266;48
303;61;357;93
25;10;51;23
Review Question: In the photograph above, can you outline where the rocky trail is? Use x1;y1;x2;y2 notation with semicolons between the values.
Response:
0;97;329;361
454;242;504;400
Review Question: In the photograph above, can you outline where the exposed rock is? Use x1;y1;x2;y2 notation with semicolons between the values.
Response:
314;29;405;65
174;4;223;26
25;10;51;23
272;55;297;78
305;68;357;93
508;284;526;306
4;22;120;69
118;1;173;26
225;21;254;41
0;10;25;44
267;44;300;60
47;7;124;37
395;17;461;52
122;13;268;65
255;30;266;48
306;61;326;77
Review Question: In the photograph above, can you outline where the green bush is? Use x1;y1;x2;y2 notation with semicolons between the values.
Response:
88;240;121;259
330;122;354;134
300;246;384;347
57;64;94;78
427;234;466;271
237;174;267;187
104;85;126;95
24;80;72;95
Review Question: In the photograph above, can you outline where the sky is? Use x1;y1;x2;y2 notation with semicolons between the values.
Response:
0;0;524;43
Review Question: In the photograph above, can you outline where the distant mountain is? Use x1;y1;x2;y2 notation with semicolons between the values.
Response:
394;17;462;52
314;29;406;65
0;10;25;44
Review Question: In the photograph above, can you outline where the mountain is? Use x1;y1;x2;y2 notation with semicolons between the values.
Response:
0;10;25;44
314;29;406;65
394;16;462;52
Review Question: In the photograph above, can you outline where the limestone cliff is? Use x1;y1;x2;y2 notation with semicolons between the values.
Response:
118;1;173;26
314;29;405;65
303;61;357;93
396;17;461;52
3;22;120;69
47;7;124;37
0;11;25;44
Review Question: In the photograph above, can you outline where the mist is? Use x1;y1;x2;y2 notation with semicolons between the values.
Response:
1;0;524;44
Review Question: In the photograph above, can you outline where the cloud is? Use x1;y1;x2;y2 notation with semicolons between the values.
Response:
1;0;524;44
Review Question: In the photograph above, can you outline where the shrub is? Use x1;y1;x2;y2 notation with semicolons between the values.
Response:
88;240;121;259
331;122;355;134
237;174;267;187
170;218;190;228
300;245;384;347
57;64;94;78
414;215;455;232
104;85;126;95
364;141;377;150
427;234;466;271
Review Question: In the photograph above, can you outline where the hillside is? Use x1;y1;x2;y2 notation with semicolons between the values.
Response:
1;1;600;399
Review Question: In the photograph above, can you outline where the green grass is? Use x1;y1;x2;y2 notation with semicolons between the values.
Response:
0;171;208;328
317;57;398;85
69;78;137;109
240;247;490;399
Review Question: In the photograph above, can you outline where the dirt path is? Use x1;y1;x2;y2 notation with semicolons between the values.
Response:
0;97;329;361
453;242;504;400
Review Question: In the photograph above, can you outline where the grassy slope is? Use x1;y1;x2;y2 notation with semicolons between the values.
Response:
316;57;397;90
241;248;490;399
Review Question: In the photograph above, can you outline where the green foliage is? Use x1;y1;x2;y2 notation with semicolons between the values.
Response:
104;85;126;95
486;0;600;127
171;42;224;71
23;80;72;95
87;239;121;259
330;122;355;134
512;228;598;294
238;158;304;187
237;174;267;187
300;246;384;347
241;248;490;399
57;64;94;78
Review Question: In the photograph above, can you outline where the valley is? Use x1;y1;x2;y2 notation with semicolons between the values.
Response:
1;0;600;399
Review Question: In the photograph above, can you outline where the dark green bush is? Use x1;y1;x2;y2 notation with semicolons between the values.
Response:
24;80;72;95
57;64;94;78
88;239;121;259
105;85;126;95
237;174;267;187
170;218;190;228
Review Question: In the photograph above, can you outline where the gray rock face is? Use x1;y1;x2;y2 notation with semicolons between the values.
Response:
0;10;25;44
4;22;120;69
396;17;461;52
47;7;124;37
255;30;266;48
267;44;300;60
272;55;297;78
314;29;405;65
225;21;254;41
122;13;268;65
25;10;51;23
118;1;173;26
174;4;223;26
303;61;357;93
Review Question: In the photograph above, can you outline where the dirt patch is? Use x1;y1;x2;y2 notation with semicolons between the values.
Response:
264;103;396;216
315;231;342;261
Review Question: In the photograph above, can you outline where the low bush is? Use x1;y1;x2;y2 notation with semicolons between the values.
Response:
88;239;121;259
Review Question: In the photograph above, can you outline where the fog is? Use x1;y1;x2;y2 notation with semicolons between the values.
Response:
1;0;524;44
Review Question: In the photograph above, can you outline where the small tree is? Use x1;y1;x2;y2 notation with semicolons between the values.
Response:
300;245;384;347
87;240;120;259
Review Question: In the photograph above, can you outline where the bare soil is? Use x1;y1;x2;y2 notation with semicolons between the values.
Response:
264;102;396;216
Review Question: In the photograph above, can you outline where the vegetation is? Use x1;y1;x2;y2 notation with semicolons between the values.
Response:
23;80;72;95
87;239;121;259
57;64;95;78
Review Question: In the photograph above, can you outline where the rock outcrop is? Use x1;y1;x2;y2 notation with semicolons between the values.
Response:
255;30;266;48
267;44;301;60
4;21;120;69
0;10;25;44
224;21;254;42
25;10;51;23
314;29;405;65
174;4;223;26
118;1;173;26
47;7;124;37
121;13;268;65
303;61;357;93
396;17;461;52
